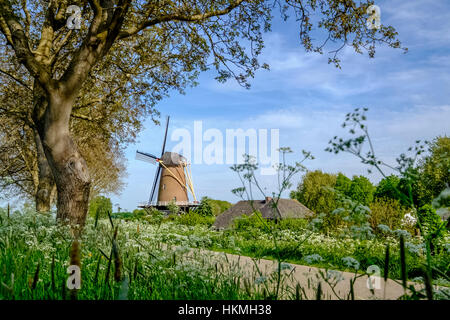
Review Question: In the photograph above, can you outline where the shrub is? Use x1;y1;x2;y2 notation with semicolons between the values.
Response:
290;170;337;215
88;195;112;219
194;197;214;217
167;200;180;215
132;208;147;217
176;212;215;226
143;208;165;224
276;218;309;232
369;198;406;234
233;212;268;231
335;197;374;240
347;175;375;206
417;204;448;249
208;199;232;216
110;209;150;221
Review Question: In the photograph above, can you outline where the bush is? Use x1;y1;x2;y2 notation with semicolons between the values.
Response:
208;199;232;216
88;195;112;219
110;209;149;221
132;208;147;217
347;175;375;206
194;197;214;217
276;218;309;232
369;198;406;234
233;213;310;235
176;212;215;226
142;208;165;224
111;211;134;219
233;212;268;231
167;200;180;215
417;204;447;244
290;170;337;215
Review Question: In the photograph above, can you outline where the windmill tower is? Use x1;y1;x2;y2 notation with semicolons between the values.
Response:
136;116;198;212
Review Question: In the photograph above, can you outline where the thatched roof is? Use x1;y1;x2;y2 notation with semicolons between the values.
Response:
437;207;450;222
212;198;314;230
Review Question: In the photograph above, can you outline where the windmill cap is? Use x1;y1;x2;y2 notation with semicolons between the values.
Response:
161;152;187;166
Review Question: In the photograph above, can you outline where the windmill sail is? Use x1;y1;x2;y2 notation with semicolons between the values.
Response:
135;150;158;164
149;165;161;204
161;115;170;156
147;116;169;205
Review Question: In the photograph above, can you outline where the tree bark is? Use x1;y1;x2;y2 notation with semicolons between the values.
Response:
32;81;55;212
34;129;55;212
34;89;91;229
49;135;91;228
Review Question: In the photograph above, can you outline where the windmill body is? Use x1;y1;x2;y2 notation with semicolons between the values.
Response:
157;152;188;203
136;117;199;212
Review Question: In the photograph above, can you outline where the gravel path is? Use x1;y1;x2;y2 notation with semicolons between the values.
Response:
175;245;429;300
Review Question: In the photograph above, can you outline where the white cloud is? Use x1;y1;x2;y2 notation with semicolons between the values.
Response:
109;0;450;209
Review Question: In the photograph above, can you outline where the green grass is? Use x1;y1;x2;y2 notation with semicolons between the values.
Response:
0;210;261;300
1;208;449;300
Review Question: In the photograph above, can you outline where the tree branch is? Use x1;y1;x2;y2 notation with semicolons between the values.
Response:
0;68;32;90
50;29;73;66
71;112;102;121
118;0;246;39
0;13;13;45
0;2;53;90
20;0;31;39
58;0;131;97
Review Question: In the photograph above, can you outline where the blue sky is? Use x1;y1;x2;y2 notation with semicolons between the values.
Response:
110;0;450;211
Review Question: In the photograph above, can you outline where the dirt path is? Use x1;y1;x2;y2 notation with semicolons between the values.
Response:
174;245;429;300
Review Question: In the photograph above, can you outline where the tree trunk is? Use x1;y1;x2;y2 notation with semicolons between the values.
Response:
49;135;91;227
36;92;91;229
34;129;55;212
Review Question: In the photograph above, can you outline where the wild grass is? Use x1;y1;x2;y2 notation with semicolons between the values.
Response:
1;207;449;300
0;209;260;300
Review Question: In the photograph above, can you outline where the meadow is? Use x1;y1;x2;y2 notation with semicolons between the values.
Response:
1;130;449;300
1;205;449;300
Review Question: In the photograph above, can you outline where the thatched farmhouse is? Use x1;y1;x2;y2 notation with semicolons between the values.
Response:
438;207;450;224
212;197;314;230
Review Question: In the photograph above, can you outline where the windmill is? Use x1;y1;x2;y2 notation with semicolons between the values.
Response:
136;116;198;212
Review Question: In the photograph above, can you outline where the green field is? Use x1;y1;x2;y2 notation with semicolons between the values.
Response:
1;207;449;300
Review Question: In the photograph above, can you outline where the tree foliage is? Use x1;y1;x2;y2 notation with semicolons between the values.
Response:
335;172;351;196
0;0;404;226
326;107;429;209
88;195;112;218
193;197;214;217
368;197;406;233
336;173;375;206
415;136;450;208
291;170;337;214
195;197;232;216
347;175;374;206
374;175;400;201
